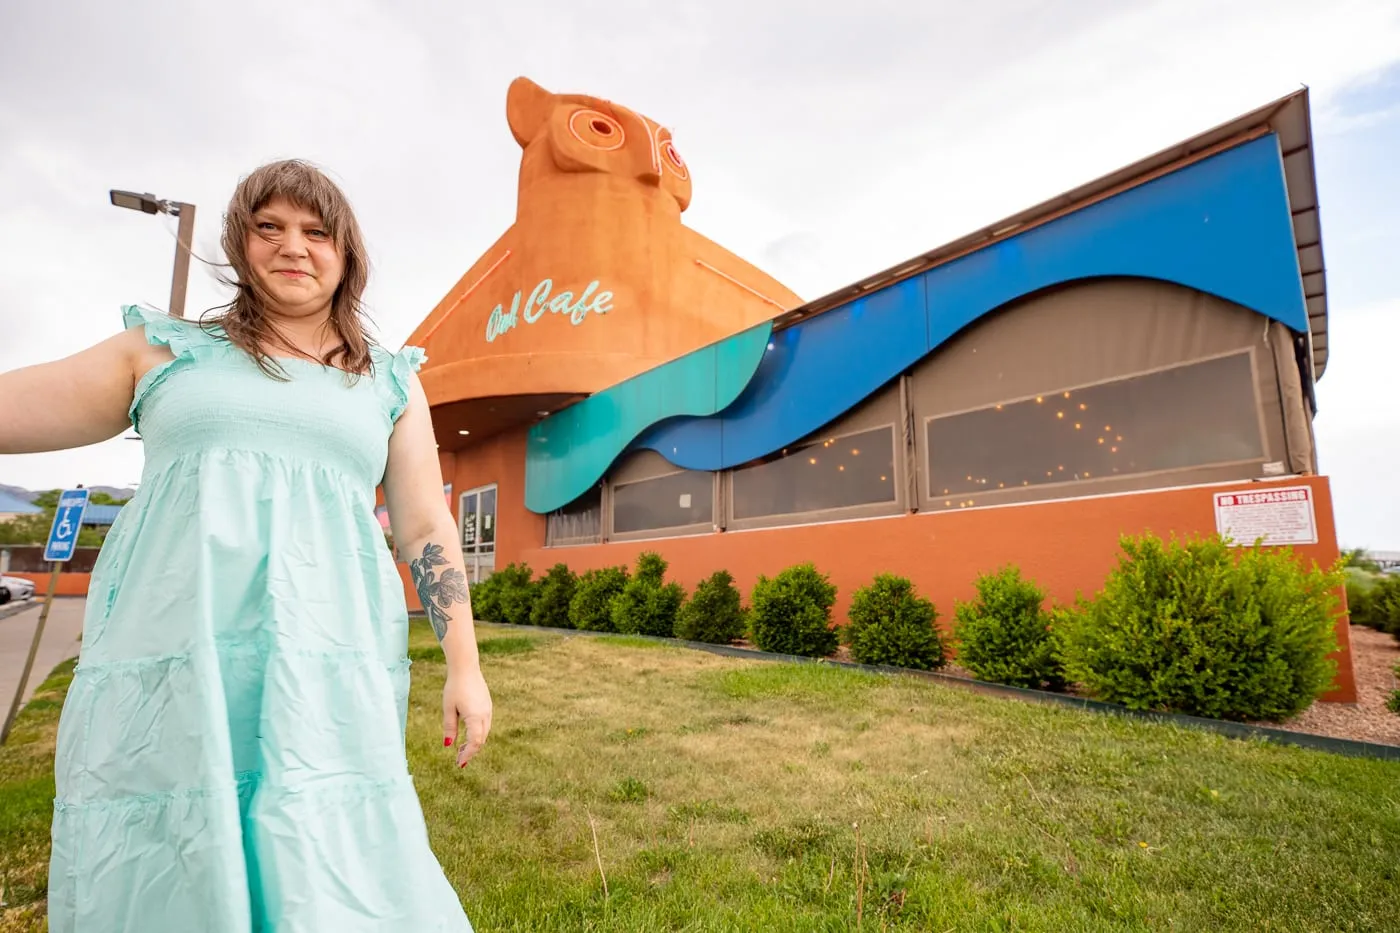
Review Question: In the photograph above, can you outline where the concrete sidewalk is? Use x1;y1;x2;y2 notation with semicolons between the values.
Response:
1;598;85;715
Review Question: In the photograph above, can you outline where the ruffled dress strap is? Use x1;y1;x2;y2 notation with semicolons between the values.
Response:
381;345;427;424
123;304;221;430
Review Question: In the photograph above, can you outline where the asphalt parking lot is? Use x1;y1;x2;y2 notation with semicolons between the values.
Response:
0;598;85;715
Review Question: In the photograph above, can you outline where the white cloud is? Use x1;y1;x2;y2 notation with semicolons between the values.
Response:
1;0;1398;546
1314;298;1400;549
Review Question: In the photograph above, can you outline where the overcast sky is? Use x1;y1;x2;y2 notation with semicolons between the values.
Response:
2;0;1397;548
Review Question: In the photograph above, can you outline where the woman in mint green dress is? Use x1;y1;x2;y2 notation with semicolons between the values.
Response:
0;160;491;931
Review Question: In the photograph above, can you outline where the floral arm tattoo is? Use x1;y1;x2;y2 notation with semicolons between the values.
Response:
409;542;469;642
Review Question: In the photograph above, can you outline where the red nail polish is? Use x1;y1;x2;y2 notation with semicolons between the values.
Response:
444;736;453;747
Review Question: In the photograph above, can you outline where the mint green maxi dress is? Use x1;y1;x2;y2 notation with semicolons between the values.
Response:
47;306;473;932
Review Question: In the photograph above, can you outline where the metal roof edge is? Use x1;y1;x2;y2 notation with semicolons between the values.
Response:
773;88;1329;379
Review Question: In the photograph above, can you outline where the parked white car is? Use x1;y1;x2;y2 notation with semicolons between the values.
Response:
0;575;36;604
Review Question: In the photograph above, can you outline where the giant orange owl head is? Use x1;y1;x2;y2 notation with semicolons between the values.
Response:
506;76;693;212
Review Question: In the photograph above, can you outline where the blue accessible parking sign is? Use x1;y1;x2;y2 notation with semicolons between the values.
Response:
43;488;90;563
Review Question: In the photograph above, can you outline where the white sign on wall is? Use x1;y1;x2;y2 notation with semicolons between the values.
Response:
1213;485;1318;547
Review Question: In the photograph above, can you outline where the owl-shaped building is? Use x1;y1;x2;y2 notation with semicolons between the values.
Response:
407;77;802;441
398;79;1356;703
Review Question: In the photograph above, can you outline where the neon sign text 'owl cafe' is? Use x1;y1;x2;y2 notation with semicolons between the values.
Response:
485;278;614;342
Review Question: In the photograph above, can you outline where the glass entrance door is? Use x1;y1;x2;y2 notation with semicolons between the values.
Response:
459;484;498;583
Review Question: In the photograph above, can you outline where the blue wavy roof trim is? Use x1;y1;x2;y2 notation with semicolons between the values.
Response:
634;132;1306;472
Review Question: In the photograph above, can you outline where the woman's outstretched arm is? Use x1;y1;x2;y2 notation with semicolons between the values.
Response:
0;328;148;454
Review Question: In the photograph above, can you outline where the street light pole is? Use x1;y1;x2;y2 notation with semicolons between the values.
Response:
109;190;197;319
167;202;196;319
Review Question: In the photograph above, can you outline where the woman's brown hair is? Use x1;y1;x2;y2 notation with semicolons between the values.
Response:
209;159;375;378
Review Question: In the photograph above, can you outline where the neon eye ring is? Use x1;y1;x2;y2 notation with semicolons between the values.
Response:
568;109;625;151
661;139;688;178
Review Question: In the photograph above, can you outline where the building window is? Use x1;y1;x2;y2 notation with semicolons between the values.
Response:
731;425;898;522
459;484;498;582
612;470;713;536
926;352;1264;507
546;484;603;546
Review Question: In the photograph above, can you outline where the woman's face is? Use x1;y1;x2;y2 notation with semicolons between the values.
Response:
246;196;345;319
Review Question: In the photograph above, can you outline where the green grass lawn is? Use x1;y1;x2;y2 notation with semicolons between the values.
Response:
3;622;1399;932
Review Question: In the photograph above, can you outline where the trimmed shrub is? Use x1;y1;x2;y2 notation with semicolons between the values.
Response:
1059;533;1343;722
1346;579;1373;626
492;563;539;627
748;563;839;658
612;551;685;638
1388;662;1400;718
844;574;945;670
952;566;1067;690
675;570;746;644
468;574;504;624
1354;576;1400;638
530;563;578;629
569;565;629;632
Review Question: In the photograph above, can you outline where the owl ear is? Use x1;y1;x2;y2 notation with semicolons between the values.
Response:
507;77;555;148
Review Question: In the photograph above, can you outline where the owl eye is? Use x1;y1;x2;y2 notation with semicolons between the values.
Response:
661;139;688;180
568;109;626;151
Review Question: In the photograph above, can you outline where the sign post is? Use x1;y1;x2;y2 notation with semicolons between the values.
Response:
1;488;88;745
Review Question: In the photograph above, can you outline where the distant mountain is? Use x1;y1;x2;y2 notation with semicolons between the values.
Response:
0;484;136;503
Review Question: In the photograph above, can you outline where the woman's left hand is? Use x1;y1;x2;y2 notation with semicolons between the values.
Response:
443;667;493;768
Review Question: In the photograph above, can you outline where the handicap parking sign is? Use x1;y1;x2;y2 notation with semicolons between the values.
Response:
43;488;90;563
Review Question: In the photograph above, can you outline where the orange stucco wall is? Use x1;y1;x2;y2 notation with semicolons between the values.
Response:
505;474;1355;703
445;429;545;563
7;572;91;598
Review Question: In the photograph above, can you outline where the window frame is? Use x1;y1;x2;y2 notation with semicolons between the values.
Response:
725;421;905;532
919;348;1272;511
606;466;720;542
457;483;499;581
545;482;605;548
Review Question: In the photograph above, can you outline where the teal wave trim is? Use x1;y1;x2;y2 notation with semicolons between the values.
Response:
524;321;773;514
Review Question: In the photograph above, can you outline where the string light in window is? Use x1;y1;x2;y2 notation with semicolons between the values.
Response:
1074;423;1082;430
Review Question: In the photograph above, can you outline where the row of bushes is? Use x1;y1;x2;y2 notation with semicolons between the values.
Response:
1345;573;1400;639
1343;567;1400;721
464;533;1348;723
